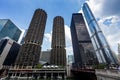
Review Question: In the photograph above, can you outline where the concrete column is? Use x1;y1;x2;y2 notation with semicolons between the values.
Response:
64;74;66;80
58;73;59;79
11;73;14;78
14;72;17;77
32;73;33;79
18;73;21;78
44;72;47;79
51;73;53;80
44;75;46;79
38;74;40;79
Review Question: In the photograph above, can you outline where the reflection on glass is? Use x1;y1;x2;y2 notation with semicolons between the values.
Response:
82;3;118;64
0;19;21;42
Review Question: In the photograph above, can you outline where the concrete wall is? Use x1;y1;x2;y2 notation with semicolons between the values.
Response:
95;69;120;80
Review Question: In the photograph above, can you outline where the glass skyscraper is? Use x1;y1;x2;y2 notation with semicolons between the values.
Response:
0;19;22;42
82;3;118;64
70;13;98;67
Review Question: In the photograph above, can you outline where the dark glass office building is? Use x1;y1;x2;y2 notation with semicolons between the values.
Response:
0;19;22;42
50;16;66;66
70;13;98;67
0;38;21;69
15;9;47;68
82;3;118;64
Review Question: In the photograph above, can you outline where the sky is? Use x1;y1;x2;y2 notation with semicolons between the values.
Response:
0;0;120;56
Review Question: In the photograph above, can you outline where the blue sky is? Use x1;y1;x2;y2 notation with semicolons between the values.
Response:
0;0;120;56
0;0;84;32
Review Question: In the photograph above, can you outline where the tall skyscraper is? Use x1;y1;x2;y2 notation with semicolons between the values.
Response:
0;19;22;42
82;3;118;64
15;9;47;68
118;43;120;63
0;37;21;69
50;16;66;66
70;13;98;67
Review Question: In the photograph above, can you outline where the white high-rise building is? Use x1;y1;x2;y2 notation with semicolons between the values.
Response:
0;37;21;69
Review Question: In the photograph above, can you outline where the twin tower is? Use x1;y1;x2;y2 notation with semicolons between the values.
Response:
15;9;66;68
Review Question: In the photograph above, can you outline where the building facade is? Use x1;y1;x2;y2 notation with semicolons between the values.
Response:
67;55;74;64
40;50;51;64
50;16;66;66
0;38;21;69
15;9;47;68
82;3;118;65
0;19;22;42
117;43;120;64
70;13;98;67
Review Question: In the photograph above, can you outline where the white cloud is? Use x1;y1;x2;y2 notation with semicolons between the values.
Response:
65;25;72;44
98;17;120;54
78;9;82;13
87;0;104;17
18;29;25;44
87;0;120;18
42;32;52;51
65;25;73;55
44;32;52;42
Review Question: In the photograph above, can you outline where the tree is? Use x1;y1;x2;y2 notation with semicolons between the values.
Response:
35;64;42;69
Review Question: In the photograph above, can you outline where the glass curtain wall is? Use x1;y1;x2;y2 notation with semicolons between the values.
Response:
82;3;118;65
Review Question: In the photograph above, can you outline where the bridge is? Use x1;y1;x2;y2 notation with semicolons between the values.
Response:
71;67;120;80
71;67;97;80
